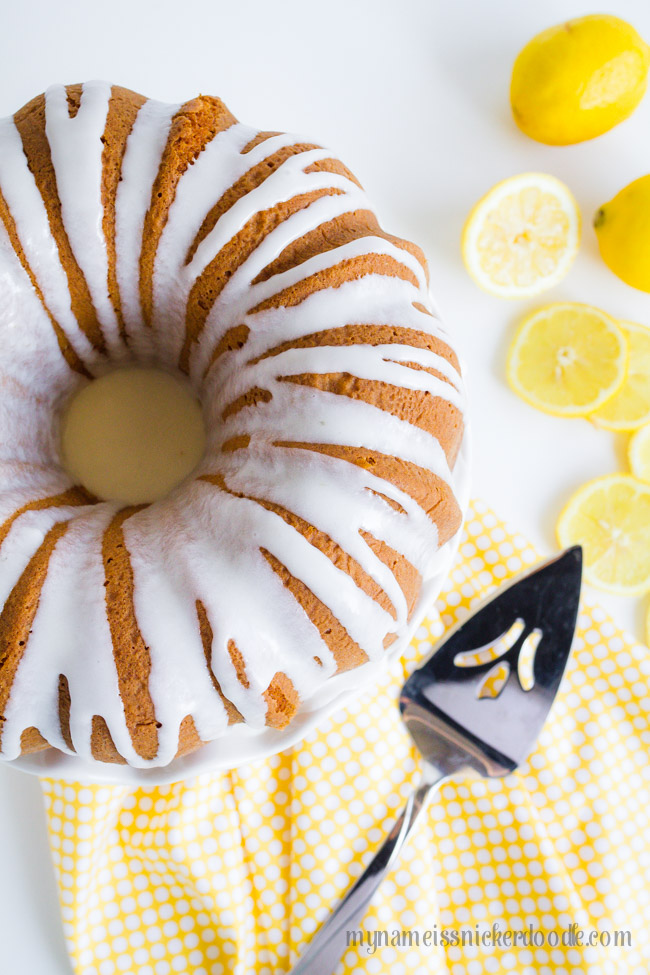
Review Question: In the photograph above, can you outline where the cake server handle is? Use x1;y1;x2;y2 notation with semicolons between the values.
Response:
289;773;447;975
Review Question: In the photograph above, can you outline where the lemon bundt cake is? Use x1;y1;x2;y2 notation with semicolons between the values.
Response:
0;82;467;769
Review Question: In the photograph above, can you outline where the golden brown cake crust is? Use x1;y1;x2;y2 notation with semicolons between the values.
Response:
102;507;159;762
102;86;147;342
139;95;237;328
14;93;106;353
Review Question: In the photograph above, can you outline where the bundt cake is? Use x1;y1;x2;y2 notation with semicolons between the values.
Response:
0;82;467;769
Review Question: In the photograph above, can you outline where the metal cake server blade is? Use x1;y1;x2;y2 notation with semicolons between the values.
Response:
289;546;582;975
404;544;583;776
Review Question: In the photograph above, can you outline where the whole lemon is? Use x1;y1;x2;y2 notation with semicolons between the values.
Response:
511;14;650;145
594;176;650;293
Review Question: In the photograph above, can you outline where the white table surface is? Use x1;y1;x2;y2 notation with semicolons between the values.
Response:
1;0;649;971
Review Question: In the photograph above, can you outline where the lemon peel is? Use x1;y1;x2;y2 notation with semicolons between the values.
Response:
595;176;650;293
511;14;650;145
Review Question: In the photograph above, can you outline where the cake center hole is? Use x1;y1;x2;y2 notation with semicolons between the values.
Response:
60;367;206;504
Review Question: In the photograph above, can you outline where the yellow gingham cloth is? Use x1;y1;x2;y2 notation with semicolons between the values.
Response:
40;499;650;975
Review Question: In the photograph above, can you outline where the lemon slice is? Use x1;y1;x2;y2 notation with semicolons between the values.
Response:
557;474;650;595
462;173;581;297
507;303;627;416
629;424;650;482
591;321;650;430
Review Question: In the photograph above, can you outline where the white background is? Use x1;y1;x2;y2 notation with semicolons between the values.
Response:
0;1;649;971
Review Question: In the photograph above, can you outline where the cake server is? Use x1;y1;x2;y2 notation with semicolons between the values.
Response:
290;545;582;975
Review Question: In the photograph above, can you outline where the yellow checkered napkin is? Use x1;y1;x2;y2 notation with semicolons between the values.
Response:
41;500;650;975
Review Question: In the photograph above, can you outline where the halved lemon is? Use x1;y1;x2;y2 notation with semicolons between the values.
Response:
506;303;627;416
557;474;650;595
462;173;580;297
629;423;650;483
592;321;650;430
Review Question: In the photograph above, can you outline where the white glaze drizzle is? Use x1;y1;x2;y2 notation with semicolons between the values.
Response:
0;118;99;373
44;82;124;360
114;96;178;356
0;83;467;767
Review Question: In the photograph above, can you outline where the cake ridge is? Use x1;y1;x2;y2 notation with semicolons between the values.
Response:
180;185;346;373
247;252;421;315
200;470;402;623
102;505;157;762
0;184;90;376
0;520;69;752
101;85;148;345
139;94;237;329
13;89;107;355
184;140;322;267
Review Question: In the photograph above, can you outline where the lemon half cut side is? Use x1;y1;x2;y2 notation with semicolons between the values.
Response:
462;173;580;298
